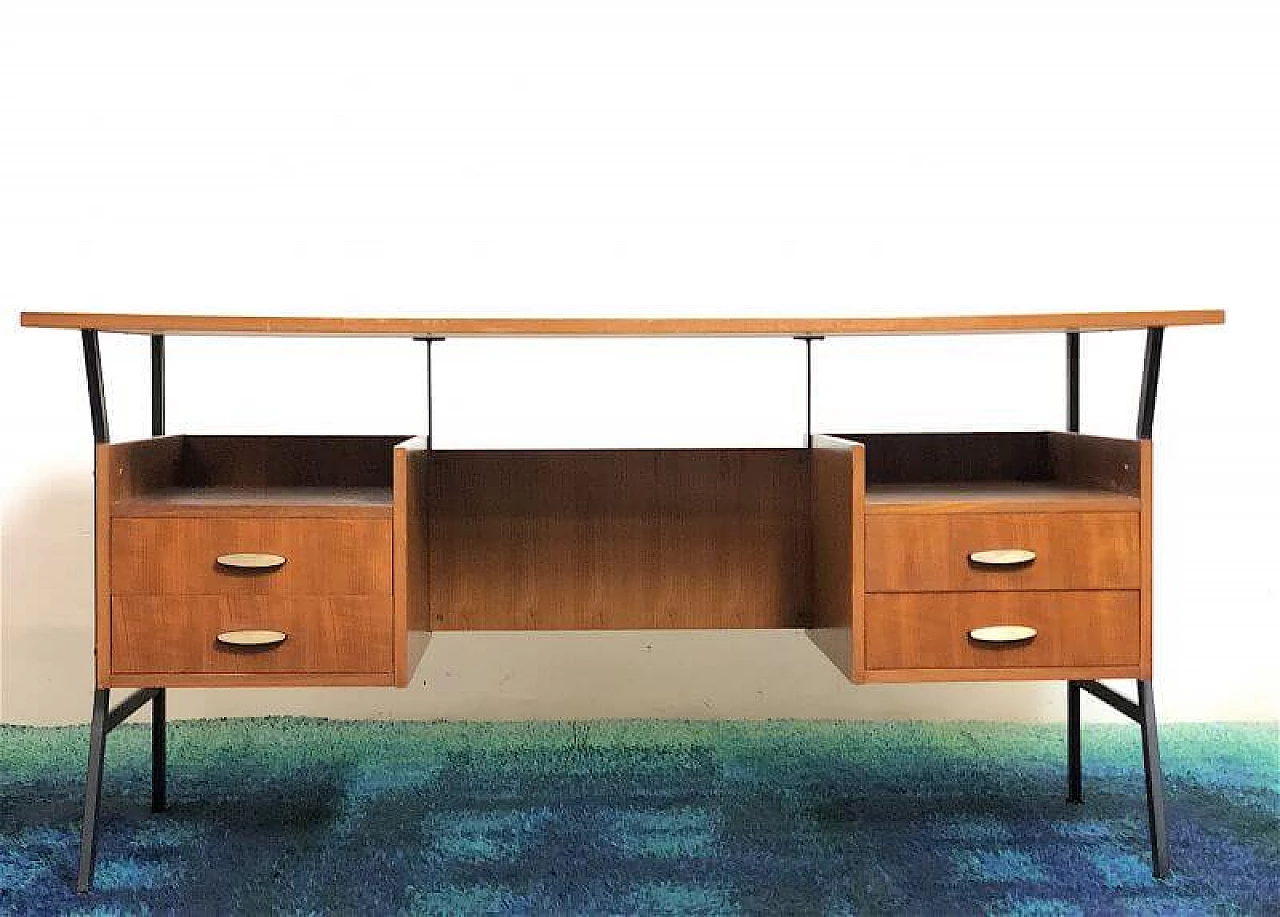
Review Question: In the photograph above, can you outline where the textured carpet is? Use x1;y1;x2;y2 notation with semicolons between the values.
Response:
0;719;1276;915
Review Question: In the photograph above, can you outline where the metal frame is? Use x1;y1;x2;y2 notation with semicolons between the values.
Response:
67;324;1179;890
77;332;168;894
1065;326;1170;878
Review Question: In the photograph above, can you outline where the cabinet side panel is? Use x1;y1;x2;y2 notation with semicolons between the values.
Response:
394;437;432;686
1140;439;1153;678
95;443;111;687
98;435;185;686
1045;432;1142;494
807;436;864;680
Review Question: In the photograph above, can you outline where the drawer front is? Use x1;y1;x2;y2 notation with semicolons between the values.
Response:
864;591;1140;672
865;512;1139;592
111;595;393;675
111;517;392;595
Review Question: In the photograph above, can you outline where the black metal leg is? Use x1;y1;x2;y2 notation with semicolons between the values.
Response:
1138;680;1171;877
1074;678;1172;878
151;689;167;813
1137;327;1164;439
77;689;110;893
1067;680;1082;803
81;330;109;444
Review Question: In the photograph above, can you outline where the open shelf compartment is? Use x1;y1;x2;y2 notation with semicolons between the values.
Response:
103;435;407;517
830;431;1142;513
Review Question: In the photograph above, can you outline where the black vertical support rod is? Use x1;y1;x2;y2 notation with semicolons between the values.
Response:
1066;331;1080;433
1137;327;1164;439
81;330;109;444
415;337;442;445
150;335;165;437
795;336;823;445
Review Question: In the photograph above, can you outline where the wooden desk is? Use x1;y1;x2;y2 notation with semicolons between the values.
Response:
19;309;1224;891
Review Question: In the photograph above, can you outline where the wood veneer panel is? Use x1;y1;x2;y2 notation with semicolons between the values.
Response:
806;435;863;679
864;591;1141;676
865;512;1140;592
427;450;810;630
113;486;392;517
176;436;400;489
103;435;185;502
836;432;1143;493
859;665;1142;684
21;310;1225;337
393;437;432;685
1140;439;1154;678
1046;433;1142;494
111;517;392;595
111;595;393;677
94;444;115;687
865;482;1140;514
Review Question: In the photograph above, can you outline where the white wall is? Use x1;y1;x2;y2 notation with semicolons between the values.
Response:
1;0;1276;725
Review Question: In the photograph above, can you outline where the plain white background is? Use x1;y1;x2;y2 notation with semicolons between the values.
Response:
1;0;1275;724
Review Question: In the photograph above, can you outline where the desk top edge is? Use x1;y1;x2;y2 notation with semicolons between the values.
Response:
20;310;1225;337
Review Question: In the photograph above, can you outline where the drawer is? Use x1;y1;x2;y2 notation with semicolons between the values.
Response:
111;517;392;596
865;512;1139;592
111;595;394;675
864;591;1140;673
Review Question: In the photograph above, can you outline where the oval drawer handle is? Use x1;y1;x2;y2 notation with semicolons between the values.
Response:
969;625;1037;644
216;629;288;648
969;548;1036;567
216;553;286;571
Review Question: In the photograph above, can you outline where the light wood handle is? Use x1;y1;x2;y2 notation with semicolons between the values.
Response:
968;548;1036;567
216;553;286;570
968;625;1037;644
216;629;287;648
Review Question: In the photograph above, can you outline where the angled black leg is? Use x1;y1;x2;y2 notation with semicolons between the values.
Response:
1138;680;1171;877
77;689;110;894
76;331;170;892
1075;678;1172;878
151;689;167;812
1067;680;1082;803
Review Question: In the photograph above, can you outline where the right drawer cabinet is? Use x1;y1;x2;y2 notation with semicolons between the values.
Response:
863;512;1143;680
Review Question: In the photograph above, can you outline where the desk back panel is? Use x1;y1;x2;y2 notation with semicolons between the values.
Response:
425;450;812;630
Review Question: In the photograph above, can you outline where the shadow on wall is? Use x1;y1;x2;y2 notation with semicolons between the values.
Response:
1;468;1065;726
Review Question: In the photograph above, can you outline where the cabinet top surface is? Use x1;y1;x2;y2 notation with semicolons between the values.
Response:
20;310;1223;337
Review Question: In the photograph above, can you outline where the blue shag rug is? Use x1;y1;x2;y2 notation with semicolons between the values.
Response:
1;719;1277;915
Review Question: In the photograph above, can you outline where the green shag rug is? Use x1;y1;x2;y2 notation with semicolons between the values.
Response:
1;719;1277;915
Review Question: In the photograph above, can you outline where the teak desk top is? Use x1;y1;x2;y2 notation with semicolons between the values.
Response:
21;309;1224;337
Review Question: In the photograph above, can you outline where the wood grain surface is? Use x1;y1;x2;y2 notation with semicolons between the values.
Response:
427;450;810;630
863;591;1141;676
865;512;1140;592
806;435;863;678
111;595;393;677
111;517;392;595
393;437;432;684
21;310;1224;337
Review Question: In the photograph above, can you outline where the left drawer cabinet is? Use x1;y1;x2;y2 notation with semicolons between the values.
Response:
97;434;428;688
